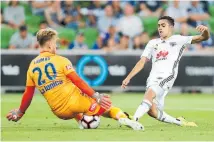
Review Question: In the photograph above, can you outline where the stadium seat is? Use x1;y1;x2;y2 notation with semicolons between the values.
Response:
209;18;214;33
58;28;76;49
20;2;32;16
1;26;16;49
79;28;98;48
209;5;214;17
0;2;8;10
26;15;45;34
142;17;158;36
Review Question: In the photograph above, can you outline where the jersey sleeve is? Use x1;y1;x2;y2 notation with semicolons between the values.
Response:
62;57;75;75
141;41;153;60
26;69;35;86
181;36;193;46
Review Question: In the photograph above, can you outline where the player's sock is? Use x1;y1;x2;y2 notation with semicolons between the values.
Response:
157;109;181;125
108;107;127;120
133;99;152;121
74;113;83;121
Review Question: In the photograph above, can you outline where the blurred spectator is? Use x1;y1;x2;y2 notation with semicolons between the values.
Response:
118;35;129;50
97;5;117;33
92;36;104;50
0;9;7;27
3;1;25;29
103;37;118;52
31;0;52;16
44;1;64;28
39;21;48;30
32;21;48;49
188;1;210;27
165;1;189;35
68;32;88;49
80;1;105;28
88;1;105;17
111;1;123;18
86;14;97;28
61;0;85;30
117;3;143;38
139;1;164;17
102;26;120;46
9;25;33;49
133;32;150;50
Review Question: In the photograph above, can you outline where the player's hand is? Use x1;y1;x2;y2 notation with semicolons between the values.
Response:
121;78;130;89
196;25;208;33
92;93;112;110
99;94;112;110
6;109;24;122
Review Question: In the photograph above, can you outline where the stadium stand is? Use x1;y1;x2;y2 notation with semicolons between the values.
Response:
1;1;214;50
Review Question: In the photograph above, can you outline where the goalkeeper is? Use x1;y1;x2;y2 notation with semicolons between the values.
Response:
6;28;143;130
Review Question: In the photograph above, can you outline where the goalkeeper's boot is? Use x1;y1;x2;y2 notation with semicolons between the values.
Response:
118;118;144;130
177;117;198;127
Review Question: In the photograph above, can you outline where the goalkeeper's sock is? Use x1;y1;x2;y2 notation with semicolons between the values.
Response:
108;107;127;120
74;113;83;122
156;109;181;125
133;99;152;121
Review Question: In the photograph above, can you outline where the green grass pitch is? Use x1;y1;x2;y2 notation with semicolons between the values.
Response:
1;93;214;141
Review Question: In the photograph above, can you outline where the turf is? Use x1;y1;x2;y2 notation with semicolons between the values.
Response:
1;93;214;141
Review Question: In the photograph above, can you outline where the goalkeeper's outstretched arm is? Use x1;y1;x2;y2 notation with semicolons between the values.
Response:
6;86;35;122
121;57;147;89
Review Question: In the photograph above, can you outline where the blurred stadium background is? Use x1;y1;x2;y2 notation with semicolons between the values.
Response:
1;0;214;93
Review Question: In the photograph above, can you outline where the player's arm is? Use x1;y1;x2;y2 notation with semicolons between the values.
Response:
6;70;35;122
63;59;111;110
122;40;152;89
191;25;210;44
121;57;147;89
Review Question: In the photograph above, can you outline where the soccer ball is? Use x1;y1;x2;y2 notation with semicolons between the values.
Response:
80;115;100;129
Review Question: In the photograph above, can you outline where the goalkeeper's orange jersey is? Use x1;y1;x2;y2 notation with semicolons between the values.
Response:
26;51;80;112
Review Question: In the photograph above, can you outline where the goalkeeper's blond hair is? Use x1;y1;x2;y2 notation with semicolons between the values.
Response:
36;28;58;47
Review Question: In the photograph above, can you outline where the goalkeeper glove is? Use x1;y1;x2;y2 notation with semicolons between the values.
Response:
92;92;112;110
6;109;24;122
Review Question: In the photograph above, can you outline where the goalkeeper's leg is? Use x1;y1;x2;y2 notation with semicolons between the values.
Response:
103;106;144;130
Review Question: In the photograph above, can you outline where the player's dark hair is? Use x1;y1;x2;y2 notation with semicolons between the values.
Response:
158;16;175;26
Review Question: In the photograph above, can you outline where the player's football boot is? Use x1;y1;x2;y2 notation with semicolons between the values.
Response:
124;112;134;120
78;121;84;129
118;118;144;130
177;117;198;127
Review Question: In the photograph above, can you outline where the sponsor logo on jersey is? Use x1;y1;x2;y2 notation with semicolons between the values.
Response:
156;50;168;59
155;50;169;62
89;103;97;112
40;80;63;94
66;64;73;70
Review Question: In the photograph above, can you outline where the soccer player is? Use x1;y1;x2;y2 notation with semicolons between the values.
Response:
122;16;210;127
6;28;143;130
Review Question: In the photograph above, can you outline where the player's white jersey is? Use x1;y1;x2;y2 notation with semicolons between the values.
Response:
141;35;193;90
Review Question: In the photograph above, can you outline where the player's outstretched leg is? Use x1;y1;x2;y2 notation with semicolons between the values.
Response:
103;106;144;130
133;88;154;121
133;86;197;127
148;100;197;127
